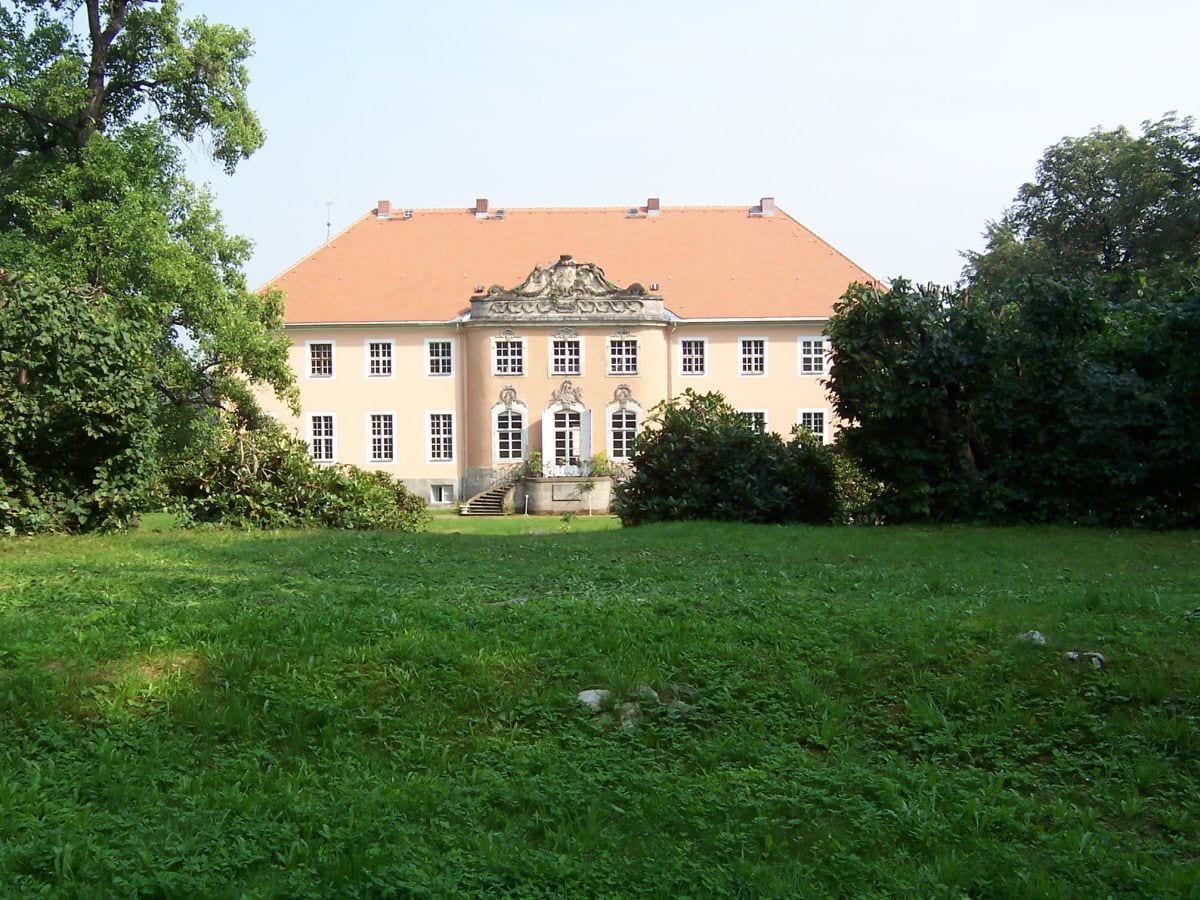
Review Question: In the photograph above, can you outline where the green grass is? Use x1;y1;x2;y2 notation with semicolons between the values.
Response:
1;523;1198;896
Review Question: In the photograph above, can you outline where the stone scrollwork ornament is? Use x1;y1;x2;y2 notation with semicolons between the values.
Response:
550;380;584;407
498;386;518;410
613;384;634;409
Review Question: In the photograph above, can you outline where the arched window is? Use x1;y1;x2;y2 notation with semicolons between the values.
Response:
610;409;638;460
496;410;524;460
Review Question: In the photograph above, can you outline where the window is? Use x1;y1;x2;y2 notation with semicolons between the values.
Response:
367;340;393;377
799;337;827;375
430;484;455;504
495;411;523;460
368;413;394;463
309;414;335;463
609;338;638;375
429;413;454;461
610;410;637;459
798;409;827;442
739;338;766;375
680;338;707;376
308;341;333;378
494;340;524;375
552;339;581;375
740;410;767;433
427;339;453;376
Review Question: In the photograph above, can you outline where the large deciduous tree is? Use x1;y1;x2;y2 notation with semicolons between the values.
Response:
0;0;295;531
964;114;1200;297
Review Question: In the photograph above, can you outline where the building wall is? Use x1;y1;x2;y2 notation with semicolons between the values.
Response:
260;318;838;504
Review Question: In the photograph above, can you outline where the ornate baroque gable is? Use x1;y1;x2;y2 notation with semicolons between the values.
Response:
469;255;665;323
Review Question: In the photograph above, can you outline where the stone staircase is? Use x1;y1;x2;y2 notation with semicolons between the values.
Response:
458;465;523;516
458;483;511;516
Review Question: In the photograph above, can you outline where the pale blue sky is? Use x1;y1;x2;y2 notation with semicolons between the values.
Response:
181;1;1200;289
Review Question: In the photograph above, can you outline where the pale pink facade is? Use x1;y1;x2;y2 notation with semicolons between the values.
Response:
258;199;875;506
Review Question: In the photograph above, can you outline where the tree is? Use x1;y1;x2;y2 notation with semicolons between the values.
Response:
1;269;158;533
826;279;999;521
0;0;294;530
965;114;1200;297
0;0;292;427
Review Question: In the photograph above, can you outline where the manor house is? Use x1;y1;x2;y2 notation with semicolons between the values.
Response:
258;197;875;506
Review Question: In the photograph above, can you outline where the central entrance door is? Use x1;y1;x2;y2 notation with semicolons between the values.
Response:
554;410;582;471
541;406;591;476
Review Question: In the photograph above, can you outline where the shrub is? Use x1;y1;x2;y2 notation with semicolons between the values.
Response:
614;390;840;526
166;420;429;531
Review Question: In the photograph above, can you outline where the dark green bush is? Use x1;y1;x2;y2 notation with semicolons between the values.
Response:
0;271;159;534
166;420;429;531
614;390;840;526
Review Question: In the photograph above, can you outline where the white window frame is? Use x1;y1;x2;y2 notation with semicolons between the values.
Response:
608;408;639;460
678;337;708;376
366;412;396;464
739;409;768;434
307;412;337;463
427;411;455;463
797;408;829;443
306;339;335;379
550;337;583;376
364;338;394;378
430;484;455;505
798;336;828;376
492;337;526;376
492;406;527;462
607;337;639;376
739;337;767;377
426;338;454;378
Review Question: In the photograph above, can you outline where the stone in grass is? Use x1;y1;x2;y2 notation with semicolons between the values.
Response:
576;689;611;713
1017;630;1048;646
634;684;660;703
1064;650;1106;669
619;701;642;732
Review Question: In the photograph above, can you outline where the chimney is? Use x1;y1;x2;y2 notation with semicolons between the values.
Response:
475;198;489;218
646;197;661;217
759;196;776;217
376;200;392;219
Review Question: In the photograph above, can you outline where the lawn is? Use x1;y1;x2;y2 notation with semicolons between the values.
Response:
1;522;1197;896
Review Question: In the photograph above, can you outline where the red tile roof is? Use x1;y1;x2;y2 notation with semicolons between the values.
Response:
267;205;876;324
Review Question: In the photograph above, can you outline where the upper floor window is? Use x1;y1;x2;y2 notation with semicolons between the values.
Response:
739;338;766;376
429;413;454;461
552;339;582;376
427;339;453;376
609;338;638;375
368;413;394;463
680;338;707;376
494;339;524;375
308;341;333;378
367;340;393;377
799;337;827;375
309;414;335;463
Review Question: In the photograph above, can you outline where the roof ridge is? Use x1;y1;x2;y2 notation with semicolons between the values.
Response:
359;204;765;214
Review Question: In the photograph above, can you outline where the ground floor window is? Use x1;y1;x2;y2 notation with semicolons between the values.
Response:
430;484;455;504
739;410;767;433
309;414;335;462
610;409;637;459
496;410;523;460
429;413;454;461
798;409;826;442
368;413;394;462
